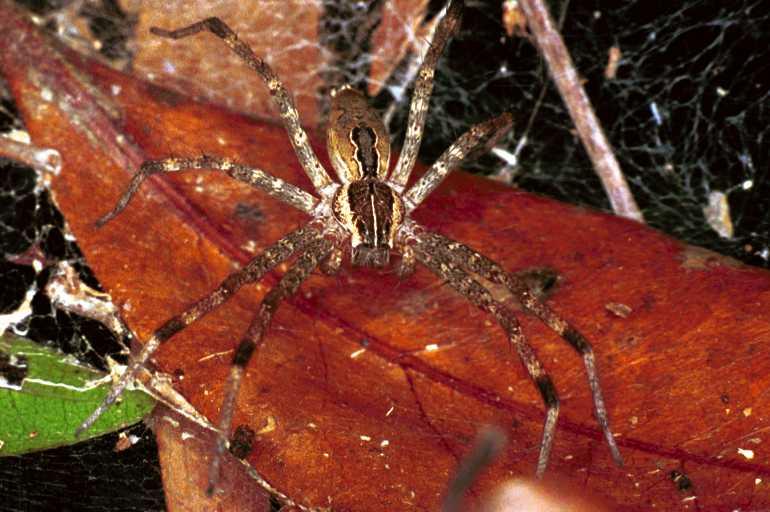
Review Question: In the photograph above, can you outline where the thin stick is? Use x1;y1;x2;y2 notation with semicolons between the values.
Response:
518;0;644;222
442;427;507;512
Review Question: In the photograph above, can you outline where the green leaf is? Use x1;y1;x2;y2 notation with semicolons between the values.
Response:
0;334;155;455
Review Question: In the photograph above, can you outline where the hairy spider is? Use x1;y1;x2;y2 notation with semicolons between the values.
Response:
77;0;623;495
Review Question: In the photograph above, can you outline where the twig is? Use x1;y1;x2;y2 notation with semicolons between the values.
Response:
441;426;507;512
518;0;644;222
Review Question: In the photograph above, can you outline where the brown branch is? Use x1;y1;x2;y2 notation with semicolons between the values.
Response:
518;0;644;222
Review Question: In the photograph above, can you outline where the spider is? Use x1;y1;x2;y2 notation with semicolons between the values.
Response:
77;0;623;496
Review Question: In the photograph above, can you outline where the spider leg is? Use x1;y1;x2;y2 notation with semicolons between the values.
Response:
150;18;335;194
411;231;559;477
421;229;623;467
388;0;464;191
75;224;323;436
97;156;319;226
403;112;512;211
207;236;334;495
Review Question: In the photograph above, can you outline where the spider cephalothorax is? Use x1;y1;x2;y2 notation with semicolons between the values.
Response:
78;0;623;501
332;178;403;267
328;86;402;267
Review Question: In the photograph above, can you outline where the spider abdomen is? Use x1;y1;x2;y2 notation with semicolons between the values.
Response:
327;86;390;183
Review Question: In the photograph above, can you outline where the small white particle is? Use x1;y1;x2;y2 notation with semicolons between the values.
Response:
385;405;395;417
360;435;371;442
162;416;180;428
41;88;53;102
682;496;697;502
7;128;31;144
716;87;728;97
742;179;753;190
756;478;762;485
737;447;754;459
564;454;573;460
380;440;389;448
703;190;734;239
111;84;122;96
424;343;439;352
743;407;752;417
181;432;194;441
0;439;4;450
492;147;518;167
323;452;330;458
650;102;662;126
350;348;366;359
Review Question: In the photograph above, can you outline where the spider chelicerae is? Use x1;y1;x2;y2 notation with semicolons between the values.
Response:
77;0;623;495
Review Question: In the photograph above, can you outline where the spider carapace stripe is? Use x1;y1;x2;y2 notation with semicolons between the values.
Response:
81;0;622;502
351;126;380;178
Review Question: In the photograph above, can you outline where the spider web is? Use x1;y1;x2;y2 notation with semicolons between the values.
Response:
0;0;767;510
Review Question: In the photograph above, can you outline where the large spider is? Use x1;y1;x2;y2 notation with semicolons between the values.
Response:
78;0;623;495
